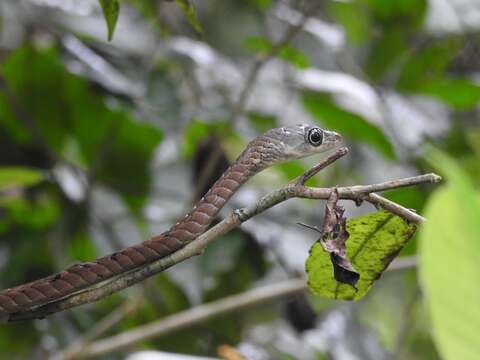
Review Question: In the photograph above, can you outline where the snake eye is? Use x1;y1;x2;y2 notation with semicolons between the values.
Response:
308;128;323;146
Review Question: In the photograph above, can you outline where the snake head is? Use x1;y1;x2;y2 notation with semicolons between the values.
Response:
263;124;342;163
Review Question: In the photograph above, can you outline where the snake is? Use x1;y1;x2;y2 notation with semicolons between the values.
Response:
0;124;341;321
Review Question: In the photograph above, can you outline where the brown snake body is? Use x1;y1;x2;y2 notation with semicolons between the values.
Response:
0;125;341;321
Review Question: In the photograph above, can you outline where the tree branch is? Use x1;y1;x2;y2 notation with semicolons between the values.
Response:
56;256;416;359
8;147;441;321
55;298;143;360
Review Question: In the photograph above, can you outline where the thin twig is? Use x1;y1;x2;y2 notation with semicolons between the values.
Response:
55;298;143;360
62;279;306;359
295;147;349;185
293;173;441;202
7;149;440;321
366;193;426;223
58;256;416;359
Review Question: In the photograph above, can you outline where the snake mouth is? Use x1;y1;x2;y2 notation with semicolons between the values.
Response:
323;130;343;148
333;132;342;143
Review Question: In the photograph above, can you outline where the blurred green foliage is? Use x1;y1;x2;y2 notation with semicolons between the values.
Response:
1;45;163;209
99;0;119;41
420;150;480;360
0;166;43;191
303;92;396;160
245;36;311;69
0;0;479;358
175;0;204;35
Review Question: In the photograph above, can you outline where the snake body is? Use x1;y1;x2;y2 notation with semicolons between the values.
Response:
0;125;341;321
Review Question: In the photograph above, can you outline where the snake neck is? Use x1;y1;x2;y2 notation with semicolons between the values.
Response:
0;137;274;319
164;133;281;243
152;146;266;245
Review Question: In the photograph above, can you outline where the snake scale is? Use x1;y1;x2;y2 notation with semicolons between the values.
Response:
0;125;341;321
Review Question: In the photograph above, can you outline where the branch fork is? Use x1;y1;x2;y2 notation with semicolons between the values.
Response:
8;147;441;322
294;147;350;186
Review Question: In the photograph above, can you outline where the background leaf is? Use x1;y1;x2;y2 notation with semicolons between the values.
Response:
245;37;310;68
175;0;203;35
363;0;427;80
303;92;396;160
0;46;69;150
99;0;120;41
396;39;460;91
1;45;163;210
306;210;417;300
418;78;480;110
0;167;43;191
92;116;163;209
327;1;370;44
419;150;480;360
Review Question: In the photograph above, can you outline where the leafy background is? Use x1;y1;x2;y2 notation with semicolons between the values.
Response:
0;0;479;359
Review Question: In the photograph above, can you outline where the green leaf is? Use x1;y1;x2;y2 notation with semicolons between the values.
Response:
306;210;417;300
69;89;163;211
0;166;43;191
363;0;427;80
327;1;370;44
418;78;480;110
175;0;203;35
303;92;396;160
6;196;60;229
278;46;310;69
383;188;427;256
419;149;480;360
1;45;163;209
247;0;272;9
244;36;272;53
396;39;460;91
367;0;427;23
99;0;120;41
365;29;408;80
245;37;310;69
1;46;70;151
94;117;163;209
